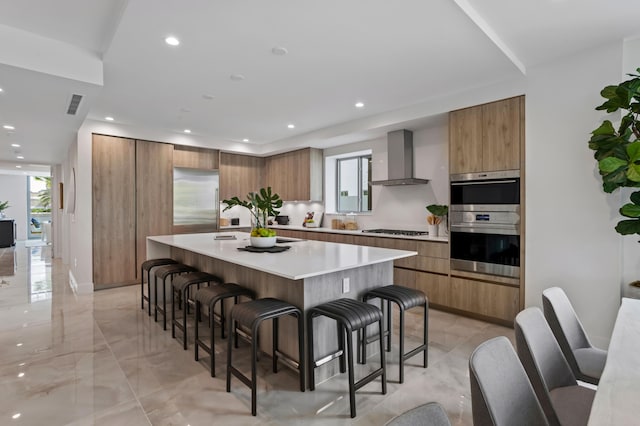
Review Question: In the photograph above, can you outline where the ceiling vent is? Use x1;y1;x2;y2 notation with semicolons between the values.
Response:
66;94;83;115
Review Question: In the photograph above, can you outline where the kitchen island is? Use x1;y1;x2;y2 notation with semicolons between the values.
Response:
147;231;417;382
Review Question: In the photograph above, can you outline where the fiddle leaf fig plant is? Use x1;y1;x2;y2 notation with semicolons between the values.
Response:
589;68;640;235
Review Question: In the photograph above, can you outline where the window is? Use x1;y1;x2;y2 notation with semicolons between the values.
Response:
337;155;371;212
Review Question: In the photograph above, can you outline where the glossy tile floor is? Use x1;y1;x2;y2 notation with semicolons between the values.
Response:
0;243;514;425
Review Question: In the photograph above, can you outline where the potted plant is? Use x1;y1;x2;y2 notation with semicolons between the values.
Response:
0;201;9;218
223;187;283;248
588;68;640;235
588;68;640;294
426;204;448;237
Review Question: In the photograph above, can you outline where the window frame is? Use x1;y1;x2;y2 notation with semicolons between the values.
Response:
336;154;372;213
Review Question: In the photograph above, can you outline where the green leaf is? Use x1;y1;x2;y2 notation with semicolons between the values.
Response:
615;219;640;235
627;141;640;162
627;163;640;182
630;191;640;205
599;157;627;173
600;85;618;99
621;203;640;218
591;120;616;136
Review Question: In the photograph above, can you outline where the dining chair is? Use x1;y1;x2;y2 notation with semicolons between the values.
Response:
542;287;607;385
514;307;595;426
469;336;549;426
385;402;451;426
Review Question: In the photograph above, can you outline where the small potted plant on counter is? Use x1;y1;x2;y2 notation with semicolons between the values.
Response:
426;204;448;237
223;187;283;248
0;201;9;219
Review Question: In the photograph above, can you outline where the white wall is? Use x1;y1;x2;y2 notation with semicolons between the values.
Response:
525;41;624;348
0;174;28;240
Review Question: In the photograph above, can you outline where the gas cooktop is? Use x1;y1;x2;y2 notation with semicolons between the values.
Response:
362;229;428;236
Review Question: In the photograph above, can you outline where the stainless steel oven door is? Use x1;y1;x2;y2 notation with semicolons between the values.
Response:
450;170;520;206
450;225;520;278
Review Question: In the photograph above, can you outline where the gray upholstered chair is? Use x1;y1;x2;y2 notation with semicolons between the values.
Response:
542;287;607;385
469;336;548;426
385;402;451;426
515;307;595;426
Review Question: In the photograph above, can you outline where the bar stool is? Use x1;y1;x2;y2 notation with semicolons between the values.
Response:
226;298;305;416
154;263;197;330
194;283;254;376
140;258;178;316
308;298;387;418
361;285;428;383
171;271;223;350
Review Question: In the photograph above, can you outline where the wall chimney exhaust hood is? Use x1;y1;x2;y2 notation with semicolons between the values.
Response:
370;129;430;186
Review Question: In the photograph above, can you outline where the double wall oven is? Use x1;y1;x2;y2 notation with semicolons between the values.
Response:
449;170;520;278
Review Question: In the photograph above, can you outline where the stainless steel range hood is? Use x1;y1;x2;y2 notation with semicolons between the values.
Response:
370;129;430;186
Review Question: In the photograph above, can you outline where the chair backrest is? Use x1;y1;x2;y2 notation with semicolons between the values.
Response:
385;402;451;426
542;287;591;375
514;307;576;425
469;336;548;426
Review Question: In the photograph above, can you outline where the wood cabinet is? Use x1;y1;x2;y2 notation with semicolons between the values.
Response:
174;145;219;169
92;135;137;287
449;277;519;324
264;148;323;201
219;152;264;200
92;135;174;289
449;96;523;174
136;140;173;276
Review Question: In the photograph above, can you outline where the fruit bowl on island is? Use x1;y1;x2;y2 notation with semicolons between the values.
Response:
250;227;277;248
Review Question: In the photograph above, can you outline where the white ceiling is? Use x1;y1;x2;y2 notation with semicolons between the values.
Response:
0;0;639;170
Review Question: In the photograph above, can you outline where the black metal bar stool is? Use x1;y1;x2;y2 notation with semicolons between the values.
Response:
140;258;178;316
361;285;428;383
154;263;197;330
226;298;305;416
171;271;223;350
194;283;254;376
308;298;387;418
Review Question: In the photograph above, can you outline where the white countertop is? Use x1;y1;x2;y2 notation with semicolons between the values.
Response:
269;224;449;242
588;297;640;425
148;232;417;280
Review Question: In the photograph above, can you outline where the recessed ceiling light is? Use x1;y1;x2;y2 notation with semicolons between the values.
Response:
242;138;249;142
287;124;295;129
3;125;15;130
355;102;365;108
230;73;246;81
16;343;22;347
17;372;24;378
165;36;180;46
12;413;21;420
16;155;24;159
11;143;20;148
15;166;21;169
271;46;289;56
202;94;215;100
105;116;114;121
0;87;3;92
183;129;191;134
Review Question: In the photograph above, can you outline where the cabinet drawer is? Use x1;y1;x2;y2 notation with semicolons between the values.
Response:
416;256;449;275
416;271;450;307
394;268;416;289
417;241;449;258
450;277;519;322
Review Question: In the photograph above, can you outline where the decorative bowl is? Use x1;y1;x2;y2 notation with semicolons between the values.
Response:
250;236;277;248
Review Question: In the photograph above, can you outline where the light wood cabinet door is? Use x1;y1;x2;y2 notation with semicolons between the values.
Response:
264;148;322;201
416;271;450;307
219;152;264;200
173;146;219;169
449;106;483;174
482;97;521;171
92;134;137;287
450;277;519;323
136;140;173;274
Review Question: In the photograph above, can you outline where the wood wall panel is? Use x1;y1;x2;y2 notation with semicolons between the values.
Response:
136;140;173;275
92;134;137;287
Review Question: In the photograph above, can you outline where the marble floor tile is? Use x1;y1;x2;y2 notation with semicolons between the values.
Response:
0;243;515;425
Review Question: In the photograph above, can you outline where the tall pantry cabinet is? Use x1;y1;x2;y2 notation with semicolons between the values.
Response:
92;134;173;289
